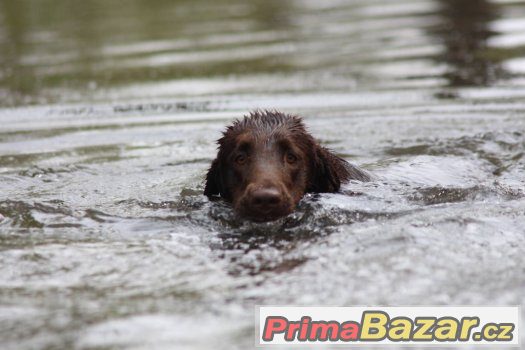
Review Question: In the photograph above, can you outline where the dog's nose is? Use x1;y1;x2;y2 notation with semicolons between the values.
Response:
250;188;282;210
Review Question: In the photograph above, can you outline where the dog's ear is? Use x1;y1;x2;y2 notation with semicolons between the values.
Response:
204;158;223;197
309;146;350;193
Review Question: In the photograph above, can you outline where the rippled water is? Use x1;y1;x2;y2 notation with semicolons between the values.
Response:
1;0;525;349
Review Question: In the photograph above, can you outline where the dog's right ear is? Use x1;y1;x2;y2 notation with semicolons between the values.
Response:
204;158;223;198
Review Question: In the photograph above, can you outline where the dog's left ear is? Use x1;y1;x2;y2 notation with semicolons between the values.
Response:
309;146;350;193
204;158;223;198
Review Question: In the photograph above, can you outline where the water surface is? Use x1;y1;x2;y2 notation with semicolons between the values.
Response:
1;0;525;349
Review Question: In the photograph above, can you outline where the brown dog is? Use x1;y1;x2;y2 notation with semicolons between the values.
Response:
204;110;369;222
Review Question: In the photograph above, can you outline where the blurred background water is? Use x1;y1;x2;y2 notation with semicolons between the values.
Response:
0;0;524;349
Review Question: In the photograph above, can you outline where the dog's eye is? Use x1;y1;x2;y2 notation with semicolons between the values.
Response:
234;154;247;165
285;152;298;164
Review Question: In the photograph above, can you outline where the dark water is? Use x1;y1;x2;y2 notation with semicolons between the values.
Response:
1;0;525;349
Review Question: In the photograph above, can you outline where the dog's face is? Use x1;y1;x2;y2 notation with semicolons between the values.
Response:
204;111;364;222
220;127;310;221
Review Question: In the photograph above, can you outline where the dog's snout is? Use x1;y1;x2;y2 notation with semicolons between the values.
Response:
251;188;282;208
241;184;291;221
236;182;294;221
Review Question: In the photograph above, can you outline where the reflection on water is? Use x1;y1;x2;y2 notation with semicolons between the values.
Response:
0;0;296;106
430;0;506;86
1;0;525;349
1;0;524;106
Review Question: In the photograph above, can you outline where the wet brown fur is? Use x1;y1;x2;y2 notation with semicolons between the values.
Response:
204;110;369;221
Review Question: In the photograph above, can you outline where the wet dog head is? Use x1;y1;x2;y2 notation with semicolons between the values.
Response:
204;110;367;221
